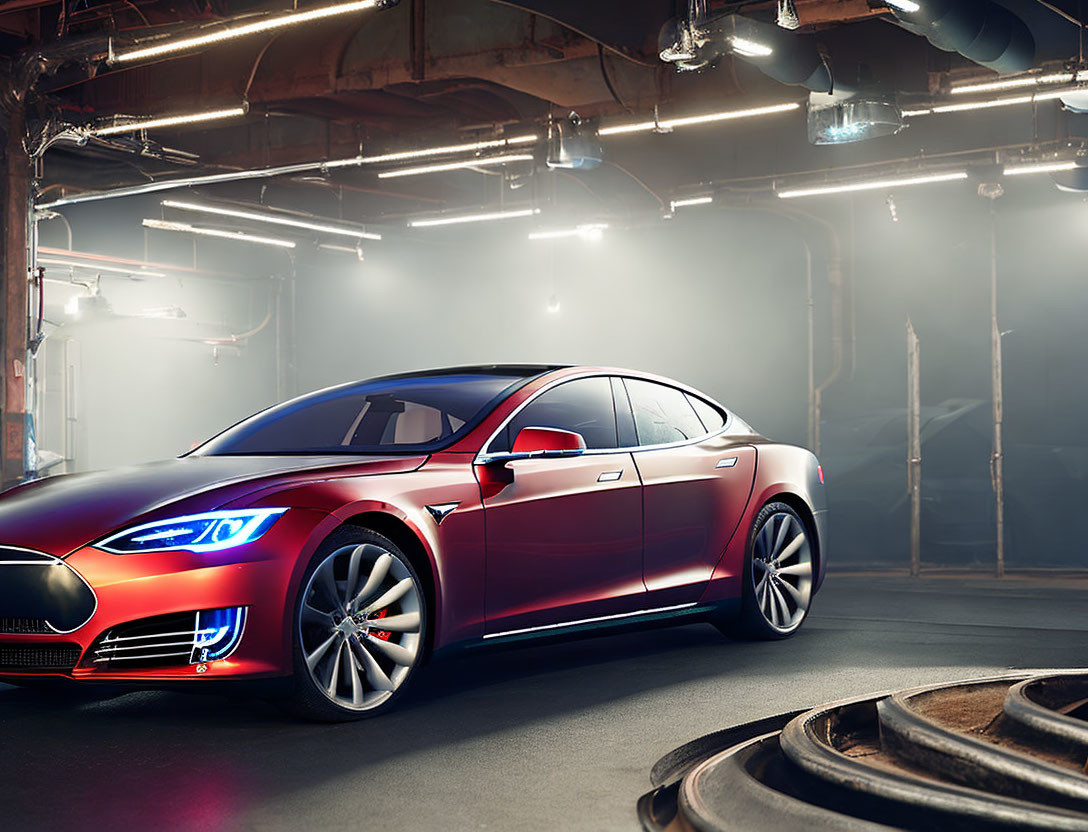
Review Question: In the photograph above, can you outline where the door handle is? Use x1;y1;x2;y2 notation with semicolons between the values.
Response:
598;470;623;482
716;457;738;469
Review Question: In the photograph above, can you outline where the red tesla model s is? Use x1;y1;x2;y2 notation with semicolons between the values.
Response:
0;365;825;720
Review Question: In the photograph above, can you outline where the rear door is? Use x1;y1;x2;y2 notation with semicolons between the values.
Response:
621;378;756;599
480;376;645;635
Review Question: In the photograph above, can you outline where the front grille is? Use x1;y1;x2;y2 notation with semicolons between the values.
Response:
0;643;81;670
0;547;96;633
91;612;199;670
0;617;51;634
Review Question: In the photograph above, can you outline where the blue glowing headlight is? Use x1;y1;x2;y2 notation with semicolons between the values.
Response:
97;508;287;554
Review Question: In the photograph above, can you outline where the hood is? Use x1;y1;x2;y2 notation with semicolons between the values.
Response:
0;454;424;556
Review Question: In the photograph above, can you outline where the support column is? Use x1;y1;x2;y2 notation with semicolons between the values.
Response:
907;317;921;578
989;202;1005;578
1;103;29;487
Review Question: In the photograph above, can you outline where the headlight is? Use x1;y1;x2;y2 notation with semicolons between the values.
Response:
97;508;287;554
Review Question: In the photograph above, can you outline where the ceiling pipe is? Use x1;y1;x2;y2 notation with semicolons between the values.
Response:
887;0;1035;74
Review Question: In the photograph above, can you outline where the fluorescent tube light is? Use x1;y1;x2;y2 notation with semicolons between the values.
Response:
731;37;773;57
318;242;365;260
91;106;247;136
143;218;296;248
885;0;920;11
36;135;539;210
409;208;539;228
377;154;534;179
776;171;968;199
360;135;537;164
162;199;381;240
528;224;608;242
110;0;379;63
670;196;714;209
905;88;1068;117
598;102;800;136
951;70;1088;95
37;256;165;278
1003;161;1079;176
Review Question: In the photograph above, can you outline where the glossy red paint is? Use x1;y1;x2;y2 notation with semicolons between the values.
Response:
511;426;587;454
481;453;643;633
0;365;825;687
636;442;756;594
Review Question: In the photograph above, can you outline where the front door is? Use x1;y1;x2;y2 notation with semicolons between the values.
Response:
479;377;645;635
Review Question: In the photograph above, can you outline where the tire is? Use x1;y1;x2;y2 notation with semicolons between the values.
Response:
281;526;428;722
718;501;815;641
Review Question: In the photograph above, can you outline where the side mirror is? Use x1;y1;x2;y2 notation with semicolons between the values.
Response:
475;426;586;498
477;426;587;467
512;426;587;456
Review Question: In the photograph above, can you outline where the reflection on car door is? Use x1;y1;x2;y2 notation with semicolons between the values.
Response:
480;377;645;634
622;378;756;601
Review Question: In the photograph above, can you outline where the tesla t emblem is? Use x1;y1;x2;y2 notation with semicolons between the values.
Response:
425;502;460;524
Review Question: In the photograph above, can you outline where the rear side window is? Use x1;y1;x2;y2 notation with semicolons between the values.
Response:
489;377;619;452
687;394;726;433
624;379;707;446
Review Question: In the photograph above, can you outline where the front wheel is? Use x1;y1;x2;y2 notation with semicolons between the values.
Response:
284;528;427;721
719;502;814;640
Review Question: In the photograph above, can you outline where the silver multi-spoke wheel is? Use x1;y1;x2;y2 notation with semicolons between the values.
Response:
299;542;423;712
752;510;813;634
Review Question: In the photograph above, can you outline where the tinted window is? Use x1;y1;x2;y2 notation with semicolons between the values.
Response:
490;377;618;452
687;394;726;433
197;373;524;455
625;379;707;446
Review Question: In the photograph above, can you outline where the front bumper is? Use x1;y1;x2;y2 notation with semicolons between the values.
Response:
0;507;332;682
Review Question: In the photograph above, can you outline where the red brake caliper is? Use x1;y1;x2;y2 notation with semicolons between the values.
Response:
370;608;392;641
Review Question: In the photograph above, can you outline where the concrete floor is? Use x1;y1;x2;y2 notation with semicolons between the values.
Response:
3;574;1088;832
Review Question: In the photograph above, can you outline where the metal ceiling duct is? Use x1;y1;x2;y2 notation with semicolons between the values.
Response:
658;14;834;92
726;16;834;92
887;0;1035;74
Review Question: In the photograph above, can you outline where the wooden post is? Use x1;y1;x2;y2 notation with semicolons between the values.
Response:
907;317;921;578
1;103;29;487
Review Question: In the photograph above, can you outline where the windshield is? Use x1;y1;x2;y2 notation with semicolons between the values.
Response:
194;372;529;456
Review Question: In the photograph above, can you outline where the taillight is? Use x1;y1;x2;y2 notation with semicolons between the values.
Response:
817;465;824;485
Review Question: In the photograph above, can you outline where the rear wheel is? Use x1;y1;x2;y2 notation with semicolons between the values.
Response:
719;502;814;640
284;528;427;721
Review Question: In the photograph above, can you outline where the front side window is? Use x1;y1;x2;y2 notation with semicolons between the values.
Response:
624;378;708;446
196;373;526;455
489;377;618;452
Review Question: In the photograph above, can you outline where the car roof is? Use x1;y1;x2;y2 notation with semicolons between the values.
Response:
371;364;570;382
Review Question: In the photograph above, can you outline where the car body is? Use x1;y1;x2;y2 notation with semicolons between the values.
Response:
0;365;826;718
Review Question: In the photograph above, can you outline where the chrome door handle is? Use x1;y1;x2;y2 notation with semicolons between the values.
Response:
598;470;623;482
716;457;738;469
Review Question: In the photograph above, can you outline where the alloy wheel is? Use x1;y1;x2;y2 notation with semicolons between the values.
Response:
752;511;813;634
299;543;423;711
